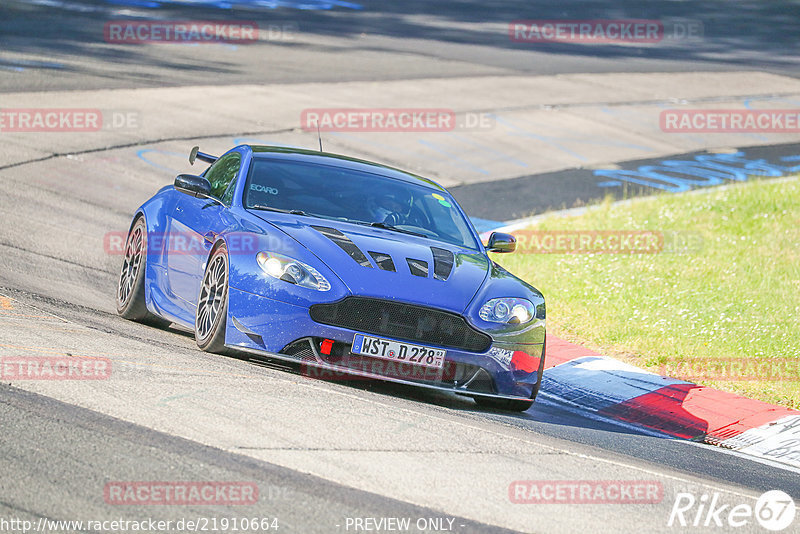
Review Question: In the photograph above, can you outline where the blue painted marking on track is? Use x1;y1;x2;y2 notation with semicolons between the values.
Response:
103;0;362;9
576;136;653;153
492;114;589;162
702;98;765;142
592;150;800;193
601;105;660;131
448;133;528;168
327;132;419;158
496;111;653;154
137;149;186;174
105;0;162;7
596;181;622;187
739;97;800;110
418;140;489;175
469;217;505;233
0;59;64;70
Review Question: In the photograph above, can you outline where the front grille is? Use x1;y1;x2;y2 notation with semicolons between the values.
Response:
281;339;317;362
309;297;492;353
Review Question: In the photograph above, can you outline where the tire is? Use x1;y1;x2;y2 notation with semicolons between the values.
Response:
195;244;229;354
474;397;534;412
116;216;169;327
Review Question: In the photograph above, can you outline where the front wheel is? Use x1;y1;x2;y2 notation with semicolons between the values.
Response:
195;244;229;353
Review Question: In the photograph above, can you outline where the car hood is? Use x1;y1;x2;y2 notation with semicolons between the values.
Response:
257;214;490;314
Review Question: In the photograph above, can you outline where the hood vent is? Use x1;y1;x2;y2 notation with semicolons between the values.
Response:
406;258;429;278
430;247;455;281
312;226;372;268
369;251;396;272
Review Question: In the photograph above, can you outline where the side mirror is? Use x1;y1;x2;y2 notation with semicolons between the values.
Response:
174;174;212;198
486;232;516;253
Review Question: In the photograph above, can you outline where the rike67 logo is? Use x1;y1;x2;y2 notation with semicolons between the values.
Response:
668;490;796;531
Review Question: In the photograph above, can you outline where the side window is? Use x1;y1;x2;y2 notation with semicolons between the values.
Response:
221;173;239;206
205;152;241;200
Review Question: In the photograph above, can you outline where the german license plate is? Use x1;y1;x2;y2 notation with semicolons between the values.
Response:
351;334;446;369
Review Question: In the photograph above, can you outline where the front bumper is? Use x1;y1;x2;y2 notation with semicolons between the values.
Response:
225;287;545;400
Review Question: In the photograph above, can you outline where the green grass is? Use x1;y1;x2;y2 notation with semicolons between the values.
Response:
494;176;800;408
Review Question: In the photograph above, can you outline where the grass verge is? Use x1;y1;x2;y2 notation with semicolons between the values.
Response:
494;176;800;408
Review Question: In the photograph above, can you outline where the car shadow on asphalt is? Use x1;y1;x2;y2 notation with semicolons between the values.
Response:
155;321;661;439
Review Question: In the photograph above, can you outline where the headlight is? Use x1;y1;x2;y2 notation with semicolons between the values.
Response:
256;252;330;291
479;297;535;325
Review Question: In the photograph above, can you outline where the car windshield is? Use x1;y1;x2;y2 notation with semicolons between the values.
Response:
244;157;480;250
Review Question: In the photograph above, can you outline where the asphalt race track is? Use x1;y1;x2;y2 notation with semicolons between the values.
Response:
1;1;799;533
2;0;799;92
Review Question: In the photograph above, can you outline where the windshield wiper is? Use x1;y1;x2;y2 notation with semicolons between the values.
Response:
368;221;427;238
249;208;426;238
250;204;307;216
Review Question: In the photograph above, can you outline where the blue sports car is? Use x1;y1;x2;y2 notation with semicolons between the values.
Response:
116;144;545;411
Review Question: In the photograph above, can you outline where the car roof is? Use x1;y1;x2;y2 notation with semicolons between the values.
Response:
246;145;446;191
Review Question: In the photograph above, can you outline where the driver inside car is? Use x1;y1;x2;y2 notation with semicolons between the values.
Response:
370;190;425;227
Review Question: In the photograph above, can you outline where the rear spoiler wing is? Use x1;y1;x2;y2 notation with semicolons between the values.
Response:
189;146;217;165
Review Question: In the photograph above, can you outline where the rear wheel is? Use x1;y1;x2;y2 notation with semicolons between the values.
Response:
195;244;229;354
474;397;534;412
116;217;168;326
